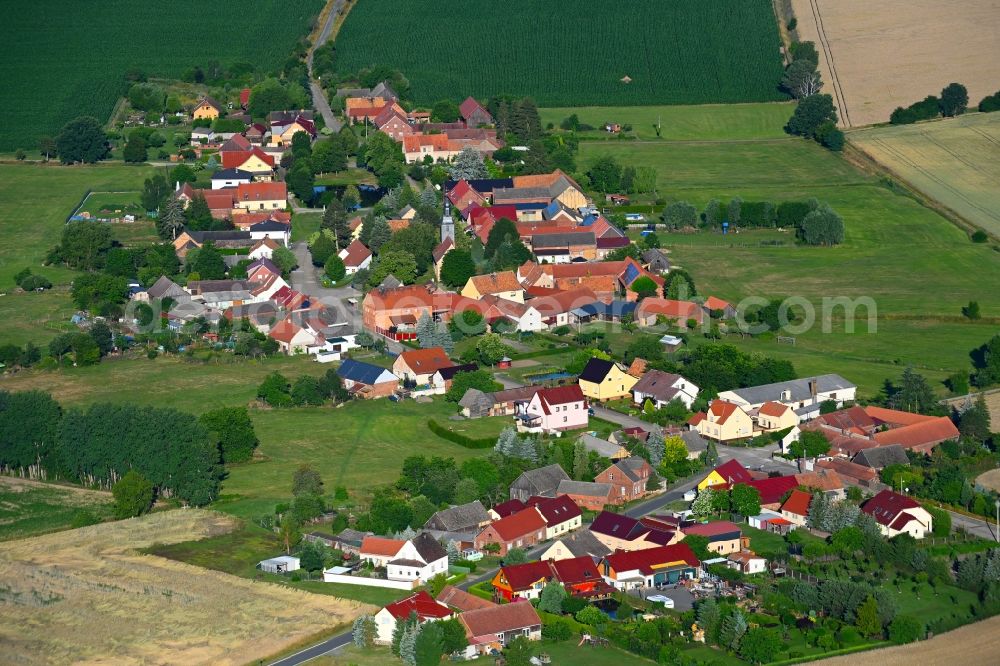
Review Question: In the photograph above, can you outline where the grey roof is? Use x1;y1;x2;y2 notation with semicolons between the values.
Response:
212;168;252;180
424;501;490;532
642;248;671;269
614;457;650;483
557;479;613;498
511;464;570;498
146;276;185;300
552;529;612;559
412;532;448;563
228;302;279;323
853;445;909;469
424;528;478;544
250;219;289;232
726;374;856;406
578;433;623;458
493;186;552;203
631;370;684;402
186;229;252;243
379;274;402;289
531;231;596;249
187;279;249;294
459;388;492;410
335;528;371;546
680;430;708;453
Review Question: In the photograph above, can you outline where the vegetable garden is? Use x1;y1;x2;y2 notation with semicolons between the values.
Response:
333;0;787;107
0;0;323;152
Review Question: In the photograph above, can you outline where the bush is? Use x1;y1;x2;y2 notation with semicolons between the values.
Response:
888;614;924;644
426;419;495;449
971;229;988;243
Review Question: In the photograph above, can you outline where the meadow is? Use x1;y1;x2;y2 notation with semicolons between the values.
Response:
334;0;786;106
0;0;324;151
0;477;114;541
574;110;1000;395
0;509;371;664
848;113;1000;236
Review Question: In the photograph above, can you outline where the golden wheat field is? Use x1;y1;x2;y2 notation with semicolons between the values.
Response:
0;509;372;665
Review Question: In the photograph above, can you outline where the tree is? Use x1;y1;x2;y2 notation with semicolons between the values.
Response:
450;146;488;180
484;217;520;258
505;547;528;565
157;197;185;240
257;372;291;407
786;94;837;138
56;116;108;164
247;78;294;117
799;205;844;245
959;395;992;441
183;194;214;231
322;198;352;249
739;627;780;664
575;605;605;626
199;407;259;463
587;156;622;192
369;250;418;286
538;581;568;613
889;614;924;644
292;464;324;498
112;469;154;518
72;333;100;366
659;201;696;230
123;135;148;163
476;333;513;365
782;58;823;98
39;136;57;161
311;138;348;174
365;216;392;253
188;241;226;279
431;99;460;123
972;334;1000;387
630;275;658;300
272;246;298;276
891;366;937;412
141;175;170;212
445;370;501;402
438;618;467;655
691;488;714;520
728;197;743;227
646;432;665;467
309;231;337;267
292;376;326;406
439;249;475;288
719;609;748;650
413;621;444;666
940;83;969;117
962;300;981;320
855;595;882;638
453;477;480;505
352;615;377;648
324;254;346;281
504;636;534;666
56;221;114;270
789;430;833;458
287;162;315;201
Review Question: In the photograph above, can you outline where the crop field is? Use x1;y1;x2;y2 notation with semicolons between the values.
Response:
848;113;1000;237
0;0;324;151
576;107;1000;394
0;509;371;665
790;0;1000;127
334;0;787;106
0;477;114;542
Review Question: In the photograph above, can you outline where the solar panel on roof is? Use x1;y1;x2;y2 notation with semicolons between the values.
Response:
623;264;640;285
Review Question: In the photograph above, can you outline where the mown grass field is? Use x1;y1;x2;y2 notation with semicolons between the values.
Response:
848;113;1000;237
325;640;656;666
540;102;795;141
0;509;369;664
0;0;323;151
575;111;1000;394
335;0;786;107
0;477;114;541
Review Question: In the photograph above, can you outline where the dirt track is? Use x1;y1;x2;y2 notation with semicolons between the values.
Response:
790;0;1000;127
816;615;1000;665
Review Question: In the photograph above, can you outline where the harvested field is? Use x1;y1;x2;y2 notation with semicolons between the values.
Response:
848;113;1000;236
976;468;1000;494
0;477;114;541
0;509;371;665
790;0;1000;127
816;614;1000;665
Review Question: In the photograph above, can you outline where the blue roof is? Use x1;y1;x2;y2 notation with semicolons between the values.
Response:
337;358;394;385
575;300;636;318
580;214;599;227
513;202;547;210
622;263;641;285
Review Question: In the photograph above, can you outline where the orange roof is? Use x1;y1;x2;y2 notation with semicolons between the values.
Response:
781;489;812;517
638;298;702;319
403;134;451;152
398;347;452;374
528;287;597;317
232;211;291;228
758;401;790;417
708;400;743;425
487;507;547;541
388;219;410;232
794;469;844;492
511;169;581;192
872;416;959;451
360;536;406;557
268;318;304;344
704;296;732;311
237;181;286;201
468;271;522;295
863;406;936;427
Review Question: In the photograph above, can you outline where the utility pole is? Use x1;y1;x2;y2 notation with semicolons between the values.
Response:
995;499;999;543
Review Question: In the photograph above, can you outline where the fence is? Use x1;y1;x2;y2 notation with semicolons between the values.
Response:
321;572;416;590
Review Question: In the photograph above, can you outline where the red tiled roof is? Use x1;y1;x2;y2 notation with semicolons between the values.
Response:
758;401;790;417
221;146;275;169
360;536;406;557
239;88;251;106
872;416;959;451
468;271;522;294
499;560;553;591
550;555;601;585
459;602;540;639
525;494;582;527
403;133;451;152
708;400;742;425
704;296;732;311
528;287;598;318
815;457;878;482
487;507;546;541
491;499;526;518
398;347;452;374
712;459;752;485
268;318;303;344
863;406;936;427
384;590;452;620
688;412;706;426
604;543;700;575
436;585;496;612
638;298;702;320
536;385;586;413
459;96;488;121
682;521;741;538
237;181;286;201
340;239;372;268
861;489;921;527
742;475;800;505
781;489;812;517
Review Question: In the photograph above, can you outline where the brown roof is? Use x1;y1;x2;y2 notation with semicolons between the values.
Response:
340;239;372;267
398;347;452;374
459;602;541;638
468;271;522;295
637;298;702;320
794;469;844;492
237;181;286;201
781;489;812;517
872;416;959;451
437;585;496;612
815;457;877;482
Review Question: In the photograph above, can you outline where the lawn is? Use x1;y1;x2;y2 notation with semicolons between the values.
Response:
0;477;114;541
334;0;786;107
292;211;323;242
74;190;143;218
0;0;323;151
325;639;655;665
540;102;795;141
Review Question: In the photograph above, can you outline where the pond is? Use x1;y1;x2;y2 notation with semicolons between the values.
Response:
524;371;575;383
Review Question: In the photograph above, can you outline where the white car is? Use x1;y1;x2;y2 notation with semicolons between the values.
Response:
683;489;697;502
647;595;674;608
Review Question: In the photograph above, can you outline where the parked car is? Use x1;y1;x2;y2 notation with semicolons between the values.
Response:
646;594;674;608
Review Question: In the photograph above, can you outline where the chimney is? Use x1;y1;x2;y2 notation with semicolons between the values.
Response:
809;379;818;397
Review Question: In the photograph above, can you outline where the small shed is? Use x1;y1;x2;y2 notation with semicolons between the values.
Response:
258;555;300;574
497;356;512;369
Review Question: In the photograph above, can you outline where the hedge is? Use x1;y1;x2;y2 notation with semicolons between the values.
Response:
426;419;496;449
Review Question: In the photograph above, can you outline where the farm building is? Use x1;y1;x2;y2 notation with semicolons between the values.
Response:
258;555;300;574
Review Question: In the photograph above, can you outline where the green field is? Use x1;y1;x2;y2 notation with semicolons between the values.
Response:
335;0;786;106
540;103;795;141
848;112;1000;237
325;640;655;666
0;478;114;541
0;0;323;151
573;113;1000;394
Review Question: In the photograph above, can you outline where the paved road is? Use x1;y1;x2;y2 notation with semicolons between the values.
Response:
269;631;353;666
306;0;345;132
289;241;360;306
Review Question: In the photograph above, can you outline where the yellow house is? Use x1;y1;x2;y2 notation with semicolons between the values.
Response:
696;400;754;442
461;272;525;303
192;97;222;121
697;460;753;491
756;401;799;432
578;357;638;402
268;120;312;148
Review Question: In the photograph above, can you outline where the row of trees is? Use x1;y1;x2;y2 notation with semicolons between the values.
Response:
586;155;658;194
781;42;844;151
890;83;969;125
256;369;351;408
660;196;843;243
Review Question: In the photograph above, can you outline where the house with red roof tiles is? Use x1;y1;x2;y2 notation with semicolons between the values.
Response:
488;499;527;520
780;489;813;526
338;239;373;274
374;106;415;141
515;385;589;435
474;507;547;556
696;400;754;443
359;536;406;567
601;543;700;590
403;133;455;163
233;181;286;213
682;521;746;555
815;457;879;486
373;590;452;644
703;296;737;319
635;298;704;327
461;271;525;303
741;475;801;509
525;494;583;539
458;602;541;657
392;347;452;385
757;401;799;432
801;404;958;457
460;96;493;127
220;146;276;180
698;459;754;491
491;555;611;603
861;489;933;538
362;285;459;340
447;181;489;210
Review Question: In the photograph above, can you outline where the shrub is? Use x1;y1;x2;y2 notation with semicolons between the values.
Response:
426;419;495;449
888;614;924;644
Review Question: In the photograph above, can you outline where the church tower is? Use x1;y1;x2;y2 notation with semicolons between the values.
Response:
441;198;455;243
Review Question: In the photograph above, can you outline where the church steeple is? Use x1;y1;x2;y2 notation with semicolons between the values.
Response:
441;198;455;243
